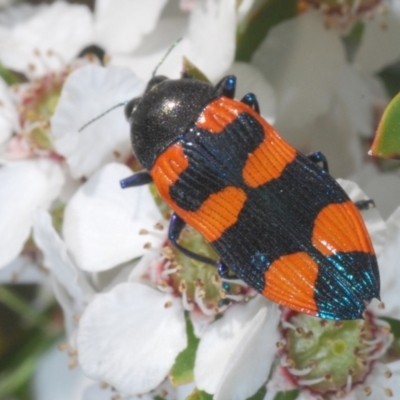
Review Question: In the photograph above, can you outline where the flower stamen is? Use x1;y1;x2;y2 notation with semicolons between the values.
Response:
288;365;313;376
194;285;215;316
297;376;326;386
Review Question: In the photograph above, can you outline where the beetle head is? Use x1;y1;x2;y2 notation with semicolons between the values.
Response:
125;75;215;170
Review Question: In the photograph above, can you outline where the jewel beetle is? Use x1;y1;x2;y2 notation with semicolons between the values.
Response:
121;74;380;320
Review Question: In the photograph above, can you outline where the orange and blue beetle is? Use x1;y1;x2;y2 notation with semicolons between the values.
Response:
121;74;380;320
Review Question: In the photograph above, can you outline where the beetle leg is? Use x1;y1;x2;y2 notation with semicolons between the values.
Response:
120;170;153;189
214;75;236;99
241;93;260;114
169;213;219;267
355;199;375;211
217;261;239;280
307;151;329;173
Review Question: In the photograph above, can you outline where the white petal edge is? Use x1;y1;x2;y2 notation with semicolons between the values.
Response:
63;163;165;272
354;360;400;400
253;10;346;139
354;4;400;74
77;282;187;395
0;255;44;284
0;76;19;145
0;158;64;268
33;209;90;309
33;343;94;400
0;2;94;77
195;297;280;400
373;206;400;319
94;0;168;54
126;0;237;82
51;64;145;179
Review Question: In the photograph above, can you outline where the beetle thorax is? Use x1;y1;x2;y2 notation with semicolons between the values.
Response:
129;78;216;170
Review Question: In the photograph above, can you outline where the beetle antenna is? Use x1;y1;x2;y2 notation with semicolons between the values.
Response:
78;101;128;132
152;38;182;78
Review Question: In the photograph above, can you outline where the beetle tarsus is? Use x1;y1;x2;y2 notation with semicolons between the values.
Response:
355;199;375;211
214;75;236;99
241;93;260;114
307;151;329;173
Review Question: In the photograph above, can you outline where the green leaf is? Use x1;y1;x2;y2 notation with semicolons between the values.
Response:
0;329;61;397
182;58;211;83
247;386;267;400
236;0;298;62
379;65;400;99
273;390;299;400
370;91;400;159
186;389;213;400
169;318;200;386
342;21;364;62
0;64;21;85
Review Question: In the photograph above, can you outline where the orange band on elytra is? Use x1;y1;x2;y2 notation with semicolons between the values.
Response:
151;143;247;242
263;252;319;316
242;136;296;188
312;201;375;256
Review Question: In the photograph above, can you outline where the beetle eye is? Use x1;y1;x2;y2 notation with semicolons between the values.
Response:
145;75;168;93
124;98;141;121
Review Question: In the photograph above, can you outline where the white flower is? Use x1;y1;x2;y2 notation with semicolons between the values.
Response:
0;0;239;83
0;159;64;269
194;297;280;400
354;1;400;74
51;64;145;179
109;0;238;82
0;2;94;78
62;163;164;272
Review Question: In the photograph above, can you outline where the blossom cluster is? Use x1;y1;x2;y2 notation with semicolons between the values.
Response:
1;1;400;400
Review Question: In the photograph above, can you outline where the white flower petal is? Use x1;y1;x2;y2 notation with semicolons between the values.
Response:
33;343;93;400
336;65;388;138
253;10;346;144
94;0;168;54
337;179;387;256
77;282;187;395
0;77;19;145
63;163;164;272
83;384;152;400
33;209;93;336
195;297;280;400
178;0;236;81
293;94;363;178
227;62;276;124
354;361;400;400
119;0;236;82
355;4;400;74
33;209;90;309
0;255;44;283
0;159;64;268
51;65;145;179
375;206;400;319
0;3;47;27
109;17;187;82
363;174;400;220
0;2;94;77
